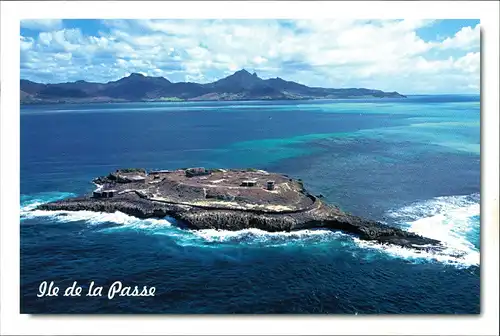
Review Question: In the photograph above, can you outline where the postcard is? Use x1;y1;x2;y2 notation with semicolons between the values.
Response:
18;18;481;315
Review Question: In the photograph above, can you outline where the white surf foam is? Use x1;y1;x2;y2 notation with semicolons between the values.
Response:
190;227;347;247
365;193;481;267
21;192;172;228
21;198;346;248
193;227;333;241
21;192;76;215
21;191;480;267
23;208;170;227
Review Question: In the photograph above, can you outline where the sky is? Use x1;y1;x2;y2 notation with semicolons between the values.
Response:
20;19;480;94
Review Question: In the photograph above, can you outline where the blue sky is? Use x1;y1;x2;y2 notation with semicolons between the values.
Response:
20;19;480;94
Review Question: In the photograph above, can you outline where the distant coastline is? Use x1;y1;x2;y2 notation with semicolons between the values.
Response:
20;69;406;105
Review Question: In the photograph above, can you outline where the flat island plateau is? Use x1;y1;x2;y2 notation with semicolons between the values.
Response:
36;167;448;252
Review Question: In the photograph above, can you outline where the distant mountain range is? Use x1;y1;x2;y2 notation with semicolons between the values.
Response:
20;69;406;104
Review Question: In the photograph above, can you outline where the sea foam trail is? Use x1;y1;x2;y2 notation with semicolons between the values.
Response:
190;227;347;247
368;193;481;267
21;192;172;227
21;192;76;214
21;192;480;267
23;209;171;227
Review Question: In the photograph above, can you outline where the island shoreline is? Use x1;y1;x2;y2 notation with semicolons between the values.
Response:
35;167;445;253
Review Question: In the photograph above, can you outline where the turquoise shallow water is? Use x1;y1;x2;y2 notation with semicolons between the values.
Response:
20;95;480;314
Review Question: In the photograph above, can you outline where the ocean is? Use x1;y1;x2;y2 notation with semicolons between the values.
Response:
20;95;480;314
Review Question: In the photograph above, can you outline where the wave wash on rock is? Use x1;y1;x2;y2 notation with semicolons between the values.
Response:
36;167;443;252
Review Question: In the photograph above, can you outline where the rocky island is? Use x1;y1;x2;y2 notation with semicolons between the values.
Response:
36;167;443;251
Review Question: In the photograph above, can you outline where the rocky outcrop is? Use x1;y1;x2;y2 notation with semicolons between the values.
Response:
37;191;443;252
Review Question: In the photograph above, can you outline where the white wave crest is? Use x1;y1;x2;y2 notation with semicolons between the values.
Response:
352;237;479;268
21;192;172;228
374;193;481;267
21;192;76;215
388;193;479;221
190;227;347;247
23;208;171;227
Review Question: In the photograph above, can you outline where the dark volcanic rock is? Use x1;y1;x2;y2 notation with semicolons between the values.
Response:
35;168;442;251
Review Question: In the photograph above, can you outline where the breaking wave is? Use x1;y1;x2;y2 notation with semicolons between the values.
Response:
21;192;76;213
21;192;480;268
378;193;480;267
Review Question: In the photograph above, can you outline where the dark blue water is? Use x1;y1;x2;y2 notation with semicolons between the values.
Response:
20;96;480;314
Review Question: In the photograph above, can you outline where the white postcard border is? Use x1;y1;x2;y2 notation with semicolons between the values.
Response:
1;1;498;335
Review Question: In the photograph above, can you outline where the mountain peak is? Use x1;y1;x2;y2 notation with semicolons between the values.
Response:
235;69;250;74
120;72;171;83
128;72;145;78
230;69;254;78
210;68;263;90
229;69;261;80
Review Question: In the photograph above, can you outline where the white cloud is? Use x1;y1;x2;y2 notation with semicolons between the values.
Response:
454;52;480;73
253;56;267;65
20;36;34;51
19;19;480;93
21;19;63;31
440;24;480;50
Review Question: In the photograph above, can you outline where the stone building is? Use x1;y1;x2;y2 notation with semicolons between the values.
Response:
241;180;257;187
